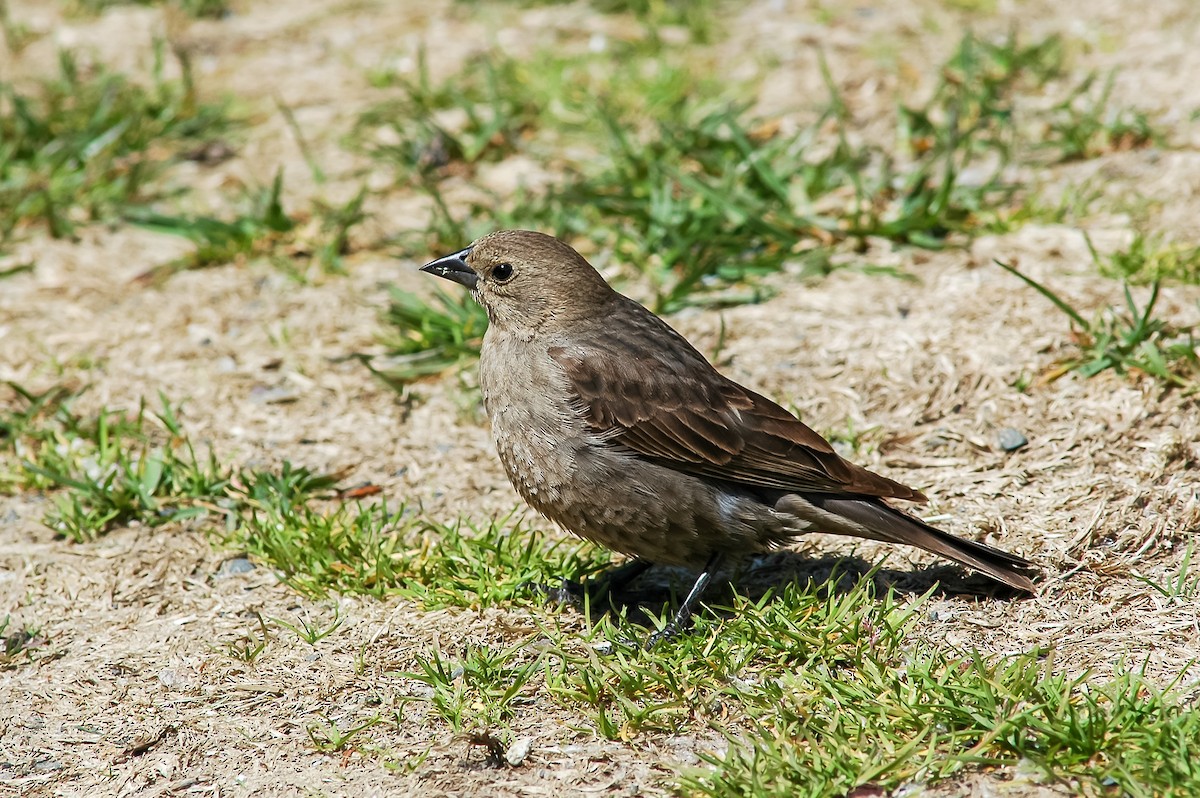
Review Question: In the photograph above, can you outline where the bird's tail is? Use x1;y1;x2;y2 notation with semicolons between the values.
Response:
808;497;1036;593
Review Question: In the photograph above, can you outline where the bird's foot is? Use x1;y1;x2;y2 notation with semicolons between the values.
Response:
641;552;723;648
644;620;689;650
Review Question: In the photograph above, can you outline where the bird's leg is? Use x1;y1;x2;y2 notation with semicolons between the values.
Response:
646;553;725;648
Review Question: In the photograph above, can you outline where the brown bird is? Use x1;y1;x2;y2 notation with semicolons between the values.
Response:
422;230;1035;639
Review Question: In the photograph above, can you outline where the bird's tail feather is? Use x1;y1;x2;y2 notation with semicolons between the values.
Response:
813;497;1036;593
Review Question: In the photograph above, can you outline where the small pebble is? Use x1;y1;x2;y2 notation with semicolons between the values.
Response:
997;427;1028;452
249;385;300;405
923;429;953;450
505;737;533;767
215;557;256;577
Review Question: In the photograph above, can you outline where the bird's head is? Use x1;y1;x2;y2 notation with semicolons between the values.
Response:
421;230;615;335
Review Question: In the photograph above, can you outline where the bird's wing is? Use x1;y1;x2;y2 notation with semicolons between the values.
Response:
548;325;925;503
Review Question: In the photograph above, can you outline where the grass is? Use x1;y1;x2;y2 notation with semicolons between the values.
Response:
66;0;231;18
1;387;235;539
1089;230;1200;285
399;641;544;734
0;380;604;595
379;576;1200;797
377;31;1164;383
308;714;383;754
0;45;232;251
1040;70;1162;162
271;607;345;646
0;383;346;541
996;259;1200;391
126;170;295;281
510;0;722;43
681;638;1200;797
358;50;540;176
126;172;370;283
232;497;608;605
1133;541;1199;600
4;7;1196;795
0;1;37;54
0;616;48;669
375;285;491;384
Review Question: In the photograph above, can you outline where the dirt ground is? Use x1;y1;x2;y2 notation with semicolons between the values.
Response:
2;0;1199;796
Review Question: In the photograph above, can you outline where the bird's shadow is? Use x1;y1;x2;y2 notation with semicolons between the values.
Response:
542;549;1031;630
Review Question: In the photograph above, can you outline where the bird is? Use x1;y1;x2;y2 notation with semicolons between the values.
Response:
421;230;1036;640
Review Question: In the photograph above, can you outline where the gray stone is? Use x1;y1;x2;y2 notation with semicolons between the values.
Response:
215;557;256;577
997;427;1028;452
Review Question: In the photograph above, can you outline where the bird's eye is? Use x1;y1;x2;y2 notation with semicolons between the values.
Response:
492;263;514;283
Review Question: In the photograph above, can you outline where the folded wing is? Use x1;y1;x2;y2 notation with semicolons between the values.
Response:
548;308;925;503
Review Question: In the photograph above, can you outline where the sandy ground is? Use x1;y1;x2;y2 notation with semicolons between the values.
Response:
1;1;1199;796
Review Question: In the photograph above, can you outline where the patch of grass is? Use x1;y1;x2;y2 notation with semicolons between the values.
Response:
308;714;382;754
127;170;296;281
996;260;1200;390
66;0;230;18
1013;177;1105;226
399;641;543;734
505;32;1059;303
880;32;1063;238
3;391;233;540
452;0;718;39
358;50;538;176
357;43;715;191
683;644;1199;797
220;614;270;665
310;187;369;274
0;0;39;54
0;383;344;540
821;417;882;459
127;172;371;283
272;607;345;646
1133;541;1199;600
360;562;1200;797
0;46;232;250
1040;70;1163;162
0;260;35;279
586;0;717;39
0;616;49;669
373;285;490;384
543;576;920;741
1089;230;1200;285
0;383;77;478
231;494;608;606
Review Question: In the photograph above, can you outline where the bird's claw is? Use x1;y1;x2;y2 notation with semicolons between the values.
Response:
645;621;687;650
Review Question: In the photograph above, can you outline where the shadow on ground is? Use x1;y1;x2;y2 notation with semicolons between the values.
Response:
535;549;1038;633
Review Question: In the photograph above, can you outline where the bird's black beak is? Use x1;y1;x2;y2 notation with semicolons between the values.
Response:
421;246;478;290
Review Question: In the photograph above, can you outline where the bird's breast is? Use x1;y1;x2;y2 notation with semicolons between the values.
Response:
478;334;587;509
